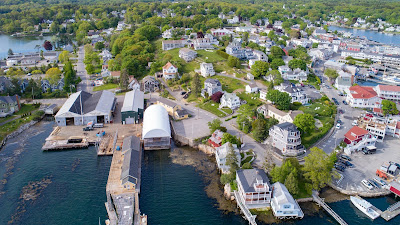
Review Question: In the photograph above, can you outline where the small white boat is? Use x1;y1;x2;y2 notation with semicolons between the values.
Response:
350;196;380;220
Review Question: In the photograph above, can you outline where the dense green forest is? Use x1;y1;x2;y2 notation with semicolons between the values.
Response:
1;0;400;35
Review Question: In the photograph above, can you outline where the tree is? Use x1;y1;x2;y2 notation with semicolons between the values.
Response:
270;46;285;59
270;58;285;70
312;43;319;48
8;48;13;56
250;61;269;78
267;70;284;85
45;68;62;85
289;29;300;39
210;91;223;103
242;32;249;44
192;73;202;97
63;61;80;93
10;77;21;95
294;113;315;133
324;68;339;81
208;119;223;133
288;59;307;71
303;147;335;190
266;89;291;110
95;42;105;50
227;56;240;68
252;118;268;142
43;40;53;51
382;99;399;115
58;50;70;63
135;25;161;41
120;68;129;90
221;133;241;146
284;170;299;195
225;143;239;173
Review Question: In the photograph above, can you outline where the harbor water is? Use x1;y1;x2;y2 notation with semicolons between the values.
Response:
329;25;400;45
1;121;400;224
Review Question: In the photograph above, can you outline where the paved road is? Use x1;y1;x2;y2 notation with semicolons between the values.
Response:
76;46;92;93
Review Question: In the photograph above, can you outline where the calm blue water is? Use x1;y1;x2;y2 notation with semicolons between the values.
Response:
1;121;400;225
0;34;50;59
357;80;380;87
329;25;400;45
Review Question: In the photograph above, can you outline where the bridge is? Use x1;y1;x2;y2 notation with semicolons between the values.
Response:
312;191;348;225
234;191;257;225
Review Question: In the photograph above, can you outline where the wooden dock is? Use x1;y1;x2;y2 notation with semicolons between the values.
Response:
233;191;257;225
312;191;348;225
381;201;400;221
42;139;89;151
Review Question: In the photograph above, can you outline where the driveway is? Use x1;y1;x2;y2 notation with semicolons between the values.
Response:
76;46;92;93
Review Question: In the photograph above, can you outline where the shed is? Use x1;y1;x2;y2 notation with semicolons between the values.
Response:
121;90;144;124
120;136;142;192
142;105;171;150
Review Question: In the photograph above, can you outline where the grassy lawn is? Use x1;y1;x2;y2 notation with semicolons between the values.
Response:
0;115;15;124
241;156;253;165
221;107;232;114
198;101;226;117
236;92;262;110
214;75;246;93
93;83;119;91
16;104;39;115
197;50;226;63
0;114;37;142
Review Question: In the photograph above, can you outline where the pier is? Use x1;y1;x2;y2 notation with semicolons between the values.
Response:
233;191;257;225
381;201;400;221
312;191;348;225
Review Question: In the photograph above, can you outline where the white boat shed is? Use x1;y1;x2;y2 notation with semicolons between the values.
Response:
142;104;171;150
55;90;116;126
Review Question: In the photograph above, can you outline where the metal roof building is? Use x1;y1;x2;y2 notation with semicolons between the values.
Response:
121;90;144;124
55;90;116;126
120;136;142;192
142;104;171;150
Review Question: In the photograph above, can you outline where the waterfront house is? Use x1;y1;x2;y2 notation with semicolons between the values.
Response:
208;129;224;147
257;104;303;124
120;136;142;192
142;76;159;93
156;98;189;120
343;126;377;155
201;78;222;98
142;104;171;150
162;62;178;80
215;142;241;174
271;182;304;219
246;83;259;94
219;92;240;110
121;89;144;124
269;122;304;156
374;85;400;101
179;48;197;62
55;90;116;126
346;85;380;108
0;95;20;117
275;82;309;105
162;40;186;50
200;63;215;77
236;169;272;209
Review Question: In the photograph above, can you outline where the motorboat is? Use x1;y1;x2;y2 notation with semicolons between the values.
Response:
350;196;380;220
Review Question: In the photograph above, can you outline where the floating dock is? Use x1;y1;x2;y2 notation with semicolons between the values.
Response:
42;138;89;151
381;201;400;221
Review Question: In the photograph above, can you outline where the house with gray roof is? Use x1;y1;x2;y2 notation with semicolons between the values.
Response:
120;136;142;192
269;122;304;156
271;182;304;219
121;89;144;124
215;142;240;174
236;169;272;209
179;48;197;62
55;90;116;126
275;82;309;105
201;78;222;98
220;92;240;110
0;95;20;117
257;104;303;124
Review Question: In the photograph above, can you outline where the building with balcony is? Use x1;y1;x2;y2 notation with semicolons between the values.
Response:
269;122;304;156
236;169;272;209
271;182;304;219
0;95;20;117
374;85;400;101
343;126;377;155
275;82;309;105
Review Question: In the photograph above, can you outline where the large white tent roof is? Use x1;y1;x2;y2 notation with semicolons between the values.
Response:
142;104;171;139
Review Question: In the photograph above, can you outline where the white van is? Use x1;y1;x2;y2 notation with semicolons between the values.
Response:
93;123;104;128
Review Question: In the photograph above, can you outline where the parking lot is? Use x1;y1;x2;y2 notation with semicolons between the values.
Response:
334;136;400;194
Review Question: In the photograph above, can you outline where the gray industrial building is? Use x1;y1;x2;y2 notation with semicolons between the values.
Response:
55;90;116;126
121;136;142;193
121;89;144;124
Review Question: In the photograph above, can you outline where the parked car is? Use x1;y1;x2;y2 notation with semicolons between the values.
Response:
337;120;342;124
339;159;354;168
336;162;347;168
362;179;374;190
180;91;187;95
343;100;348;105
334;164;345;172
340;155;352;161
368;179;380;188
339;109;344;114
362;149;376;154
374;178;387;187
336;123;341;129
93;123;104;128
352;120;358;126
83;126;93;131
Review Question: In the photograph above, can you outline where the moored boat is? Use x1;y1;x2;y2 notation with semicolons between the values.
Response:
350;196;380;220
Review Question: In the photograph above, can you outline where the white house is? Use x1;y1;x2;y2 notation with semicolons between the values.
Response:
246;83;259;94
275;82;309;105
283;68;308;82
200;63;215;77
220;92;240;109
128;77;140;90
278;65;291;74
162;62;178;80
374;85;400;101
334;71;353;92
215;143;241;174
236;169;272;209
228;16;240;24
271;182;304;219
162;28;173;39
179;48;197;62
260;89;267;100
346;85;381;108
257;104;303;124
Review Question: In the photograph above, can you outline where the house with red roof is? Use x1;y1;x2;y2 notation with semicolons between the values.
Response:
162;62;178;80
208;129;224;147
346;85;381;108
374;85;400;101
343;126;377;154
